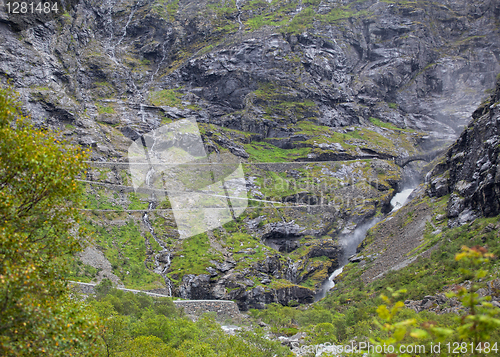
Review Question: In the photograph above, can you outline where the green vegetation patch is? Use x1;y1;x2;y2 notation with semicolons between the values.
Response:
168;233;222;280
204;0;239;33
86;282;291;356
247;13;290;30
149;88;183;107
242;0;297;31
268;278;301;290
243;141;312;162
282;7;316;33
295;120;411;157
68;257;101;283
96;103;115;114
252;83;318;118
84;188;124;211
320;6;357;23
370;117;400;130
127;192;150;210
88;219;164;290
152;0;179;21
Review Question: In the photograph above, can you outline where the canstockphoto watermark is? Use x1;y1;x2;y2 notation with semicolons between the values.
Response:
128;119;248;239
291;341;361;356
292;341;484;356
292;341;418;356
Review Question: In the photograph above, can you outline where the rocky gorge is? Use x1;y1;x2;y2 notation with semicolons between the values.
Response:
1;0;499;309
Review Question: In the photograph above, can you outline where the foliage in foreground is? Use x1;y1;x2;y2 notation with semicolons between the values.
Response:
87;282;292;357
369;246;500;356
0;86;98;355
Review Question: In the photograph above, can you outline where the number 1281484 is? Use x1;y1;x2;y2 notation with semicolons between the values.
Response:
5;2;59;14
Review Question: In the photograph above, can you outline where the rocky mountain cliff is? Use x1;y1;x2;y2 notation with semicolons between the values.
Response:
428;75;500;225
1;0;499;309
340;77;498;287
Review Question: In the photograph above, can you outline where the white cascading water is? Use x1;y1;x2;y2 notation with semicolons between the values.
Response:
390;188;414;212
150;43;167;83
114;4;137;47
314;183;418;301
103;0;116;61
315;266;344;301
138;103;146;123
314;217;381;301
235;0;244;31
142;167;173;296
285;258;300;283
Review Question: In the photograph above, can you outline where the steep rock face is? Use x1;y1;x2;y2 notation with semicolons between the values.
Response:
1;0;498;145
1;0;499;307
428;77;500;225
176;254;320;310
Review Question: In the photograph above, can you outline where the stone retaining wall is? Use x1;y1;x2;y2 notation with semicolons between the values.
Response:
70;281;241;318
174;300;240;319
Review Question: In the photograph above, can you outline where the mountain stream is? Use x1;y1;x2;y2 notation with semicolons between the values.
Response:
314;184;418;301
142;167;173;296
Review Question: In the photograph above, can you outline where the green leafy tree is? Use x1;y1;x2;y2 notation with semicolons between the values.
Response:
371;288;419;357
445;246;500;350
119;336;176;357
308;322;338;345
95;278;114;300
0;86;98;355
371;246;500;356
92;300;131;357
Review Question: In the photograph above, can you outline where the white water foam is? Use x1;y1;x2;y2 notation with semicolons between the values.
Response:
314;218;380;301
390;188;415;212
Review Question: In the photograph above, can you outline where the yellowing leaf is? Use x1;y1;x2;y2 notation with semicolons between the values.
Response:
376;305;391;320
410;328;428;339
393;326;406;341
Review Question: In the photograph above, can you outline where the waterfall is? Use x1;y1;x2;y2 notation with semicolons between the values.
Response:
150;43;167;83
103;0;117;64
284;258;300;283
314;181;419;301
138;103;146;123
235;0;244;31
314;217;381;301
142;167;173;296
314;172;418;301
390;188;414;212
110;4;138;63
